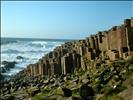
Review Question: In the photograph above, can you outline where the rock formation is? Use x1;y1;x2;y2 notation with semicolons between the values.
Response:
25;17;133;77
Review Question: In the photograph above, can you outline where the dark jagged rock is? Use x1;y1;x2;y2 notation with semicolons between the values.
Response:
0;67;6;73
2;61;9;65
0;73;5;82
2;61;17;71
16;56;24;59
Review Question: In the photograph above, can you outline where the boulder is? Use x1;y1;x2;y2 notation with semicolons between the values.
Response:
16;95;25;100
0;67;6;73
55;87;72;97
82;79;90;84
1;87;8;94
2;61;9;65
64;74;71;81
79;84;94;100
4;94;15;100
55;87;64;96
16;56;24;59
12;83;20;92
0;73;4;81
30;89;41;97
50;81;59;88
50;79;55;84
44;79;50;85
62;88;72;97
36;82;44;88
2;61;17;70
72;78;79;84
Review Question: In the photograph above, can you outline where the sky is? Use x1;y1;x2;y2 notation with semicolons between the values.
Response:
1;1;133;39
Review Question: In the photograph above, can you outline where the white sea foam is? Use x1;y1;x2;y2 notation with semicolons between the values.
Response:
1;39;64;77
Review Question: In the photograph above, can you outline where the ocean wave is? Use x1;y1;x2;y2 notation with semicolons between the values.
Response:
1;49;21;54
31;41;48;45
1;39;64;79
28;42;44;48
1;41;18;45
29;41;47;48
27;41;62;50
26;50;44;53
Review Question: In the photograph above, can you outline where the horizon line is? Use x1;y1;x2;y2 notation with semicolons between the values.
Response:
1;36;80;41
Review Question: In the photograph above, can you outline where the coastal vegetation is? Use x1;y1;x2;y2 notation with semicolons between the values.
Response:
0;57;133;100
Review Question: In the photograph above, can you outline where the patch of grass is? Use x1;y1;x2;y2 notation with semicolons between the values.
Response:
101;83;126;96
113;84;126;93
72;88;79;96
100;85;113;94
31;92;49;100
100;94;123;100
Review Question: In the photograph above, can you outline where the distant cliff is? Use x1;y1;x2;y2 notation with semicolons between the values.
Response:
25;17;133;77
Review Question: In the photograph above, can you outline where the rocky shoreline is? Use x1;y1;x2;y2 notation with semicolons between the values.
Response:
0;17;133;100
0;55;25;81
24;17;133;78
0;57;133;100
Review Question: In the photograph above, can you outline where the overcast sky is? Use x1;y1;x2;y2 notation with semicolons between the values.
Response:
1;1;133;39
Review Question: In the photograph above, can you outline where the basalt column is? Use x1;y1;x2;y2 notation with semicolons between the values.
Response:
72;51;81;72
51;62;58;76
61;53;73;75
124;19;133;56
45;60;51;76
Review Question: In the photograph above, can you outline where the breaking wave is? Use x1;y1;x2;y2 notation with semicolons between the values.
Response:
1;38;64;78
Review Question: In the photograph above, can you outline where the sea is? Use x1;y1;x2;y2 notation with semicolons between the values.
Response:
1;37;71;80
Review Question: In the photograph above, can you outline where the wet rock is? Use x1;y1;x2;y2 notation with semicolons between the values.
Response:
0;73;4;81
16;56;24;59
0;67;6;73
2;61;9;65
79;84;94;100
2;61;17;70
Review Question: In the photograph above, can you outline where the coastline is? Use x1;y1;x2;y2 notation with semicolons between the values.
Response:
0;17;133;100
24;17;133;78
1;38;72;81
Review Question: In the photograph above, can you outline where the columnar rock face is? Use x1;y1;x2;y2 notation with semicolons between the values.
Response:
25;18;133;77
